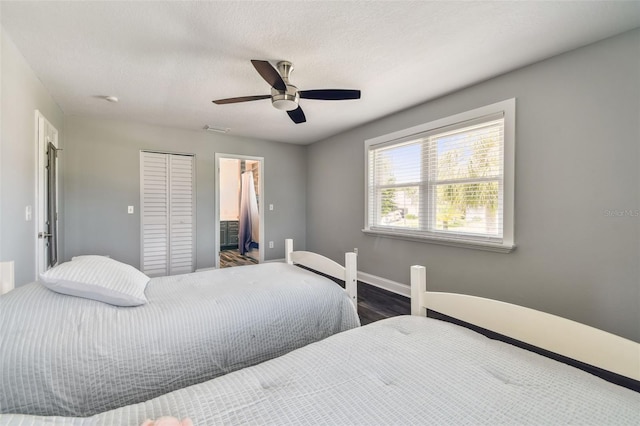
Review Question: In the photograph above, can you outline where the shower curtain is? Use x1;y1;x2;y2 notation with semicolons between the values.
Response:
239;170;259;255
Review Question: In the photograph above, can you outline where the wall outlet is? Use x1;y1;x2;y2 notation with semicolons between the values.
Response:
269;204;274;211
127;206;134;214
269;241;274;248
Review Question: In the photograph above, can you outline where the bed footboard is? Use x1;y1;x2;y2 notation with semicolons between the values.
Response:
286;239;357;306
409;264;640;383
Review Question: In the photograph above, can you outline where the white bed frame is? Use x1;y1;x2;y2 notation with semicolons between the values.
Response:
0;261;14;295
410;265;640;382
285;239;357;306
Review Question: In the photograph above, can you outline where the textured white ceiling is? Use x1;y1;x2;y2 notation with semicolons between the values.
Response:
2;1;639;145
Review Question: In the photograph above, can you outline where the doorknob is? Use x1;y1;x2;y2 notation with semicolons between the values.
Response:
38;232;52;239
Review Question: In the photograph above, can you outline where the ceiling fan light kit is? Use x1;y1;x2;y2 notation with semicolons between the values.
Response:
271;92;299;111
212;59;361;124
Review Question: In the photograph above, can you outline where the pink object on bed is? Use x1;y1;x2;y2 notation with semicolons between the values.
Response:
140;416;193;426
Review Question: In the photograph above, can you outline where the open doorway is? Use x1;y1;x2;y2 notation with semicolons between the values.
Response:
35;111;60;277
215;154;264;268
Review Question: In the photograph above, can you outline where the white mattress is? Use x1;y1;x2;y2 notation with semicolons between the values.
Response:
0;263;360;417
1;315;637;425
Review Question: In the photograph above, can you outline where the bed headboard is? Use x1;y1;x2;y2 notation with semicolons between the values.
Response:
0;261;14;295
285;239;357;306
410;265;640;383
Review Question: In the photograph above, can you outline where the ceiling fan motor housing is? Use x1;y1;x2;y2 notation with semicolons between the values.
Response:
271;61;299;111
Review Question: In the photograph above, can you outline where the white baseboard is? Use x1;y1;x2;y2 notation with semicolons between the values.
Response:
357;271;410;298
265;258;286;263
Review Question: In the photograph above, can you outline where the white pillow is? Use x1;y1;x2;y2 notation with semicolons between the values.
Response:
40;256;150;306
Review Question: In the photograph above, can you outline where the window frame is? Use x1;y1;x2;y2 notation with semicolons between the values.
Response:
363;99;516;253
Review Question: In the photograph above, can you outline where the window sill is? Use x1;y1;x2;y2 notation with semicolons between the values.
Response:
361;228;516;253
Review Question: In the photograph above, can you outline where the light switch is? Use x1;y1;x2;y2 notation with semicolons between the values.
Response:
25;205;32;221
269;204;274;211
127;206;134;214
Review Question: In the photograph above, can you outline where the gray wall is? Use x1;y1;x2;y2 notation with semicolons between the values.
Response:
0;28;64;285
63;116;306;269
307;29;640;341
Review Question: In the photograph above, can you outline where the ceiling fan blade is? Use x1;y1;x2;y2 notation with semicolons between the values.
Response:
299;89;361;100
251;60;286;91
287;106;306;124
212;95;270;105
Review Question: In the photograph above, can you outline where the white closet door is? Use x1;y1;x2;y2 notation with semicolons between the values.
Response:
168;155;195;275
141;152;195;277
141;152;169;276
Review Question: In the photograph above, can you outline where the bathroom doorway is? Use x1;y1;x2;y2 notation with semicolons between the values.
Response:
215;153;264;268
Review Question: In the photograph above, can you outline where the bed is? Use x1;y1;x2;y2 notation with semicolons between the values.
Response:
1;265;637;426
0;240;359;417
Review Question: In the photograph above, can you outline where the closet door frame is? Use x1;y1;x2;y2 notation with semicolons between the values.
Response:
214;153;264;268
140;150;196;276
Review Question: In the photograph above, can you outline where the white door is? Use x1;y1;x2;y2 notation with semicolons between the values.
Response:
35;111;59;276
140;151;195;277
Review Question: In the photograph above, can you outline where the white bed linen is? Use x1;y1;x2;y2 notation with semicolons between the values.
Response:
1;315;637;425
0;263;359;417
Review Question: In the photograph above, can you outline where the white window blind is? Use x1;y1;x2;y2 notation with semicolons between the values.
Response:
364;99;515;252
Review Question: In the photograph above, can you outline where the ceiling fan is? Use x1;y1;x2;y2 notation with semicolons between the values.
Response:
212;60;361;124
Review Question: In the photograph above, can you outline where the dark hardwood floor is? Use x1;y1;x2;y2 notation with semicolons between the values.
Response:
355;281;411;325
220;249;259;268
306;265;411;325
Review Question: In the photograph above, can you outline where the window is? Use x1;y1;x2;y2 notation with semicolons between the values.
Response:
364;99;515;252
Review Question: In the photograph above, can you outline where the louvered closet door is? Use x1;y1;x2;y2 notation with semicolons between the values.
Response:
141;152;169;276
141;152;195;277
168;155;195;275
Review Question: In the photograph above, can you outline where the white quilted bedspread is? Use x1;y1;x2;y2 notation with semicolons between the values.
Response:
0;263;359;417
1;315;638;425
